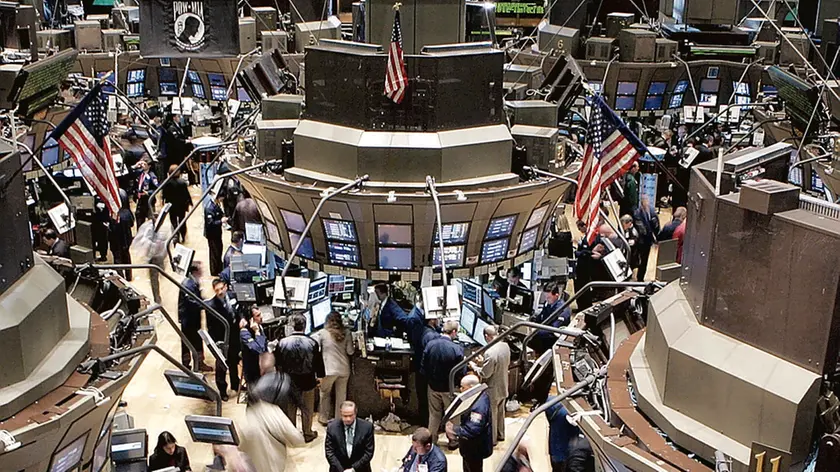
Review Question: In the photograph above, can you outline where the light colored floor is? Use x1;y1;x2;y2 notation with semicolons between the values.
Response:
120;186;556;472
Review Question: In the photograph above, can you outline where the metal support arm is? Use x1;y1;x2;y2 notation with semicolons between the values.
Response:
426;176;448;313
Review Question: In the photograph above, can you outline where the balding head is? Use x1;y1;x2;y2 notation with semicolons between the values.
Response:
461;374;480;392
673;207;687;221
483;324;498;342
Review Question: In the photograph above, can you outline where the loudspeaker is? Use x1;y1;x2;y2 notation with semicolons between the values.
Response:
619;28;655;62
655;37;678;62
606;12;634;38
36;29;71;51
262;30;289;53
550;0;590;31
74;20;101;51
239;17;257;54
101;29;124;52
538;23;579;56
586;37;615;61
252;6;278;37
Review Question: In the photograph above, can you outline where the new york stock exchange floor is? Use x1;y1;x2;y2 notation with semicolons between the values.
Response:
120;187;666;472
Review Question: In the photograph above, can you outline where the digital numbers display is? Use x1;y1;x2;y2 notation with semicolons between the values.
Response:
323;219;357;242
434;223;469;244
328;242;360;267
481;239;509;264
485;215;516;239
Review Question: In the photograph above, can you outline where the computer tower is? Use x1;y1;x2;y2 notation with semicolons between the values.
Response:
102;29;124;52
655;37;678;62
537;23;579;56
36;29;71;51
586;37;615;61
239;17;257;54
252;6;278;37
262;30;289;53
619;28;655;62
779;32;810;65
74;20;101;51
606;12;634;38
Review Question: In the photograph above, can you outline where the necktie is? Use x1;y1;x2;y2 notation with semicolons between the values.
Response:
345;424;354;457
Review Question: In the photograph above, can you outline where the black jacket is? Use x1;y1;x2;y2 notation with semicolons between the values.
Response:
204;201;224;239
274;333;325;391
148;445;191;471
109;209;135;251
248;371;302;410
162;178;192;215
207;295;238;346
421;336;465;392
454;391;493;460
49;239;70;258
658;218;683;241
178;277;203;329
325;419;375;472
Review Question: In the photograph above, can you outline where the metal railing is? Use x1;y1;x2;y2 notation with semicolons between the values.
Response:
800;194;840;220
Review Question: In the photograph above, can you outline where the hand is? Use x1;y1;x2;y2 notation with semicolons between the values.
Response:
445;421;455;438
222;217;228;224
250;321;259;332
474;355;484;364
239;319;248;329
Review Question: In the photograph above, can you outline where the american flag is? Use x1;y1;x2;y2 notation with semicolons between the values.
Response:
574;94;647;243
48;83;121;216
384;10;408;104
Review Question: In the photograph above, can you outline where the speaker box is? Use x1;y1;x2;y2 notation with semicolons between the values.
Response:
511;125;559;170
36;29;71;51
365;0;465;54
239;17;257;54
74;20;101;51
779;32;810;65
506;100;557;127
262;30;289;53
606;12;634;38
87;13;110;30
252;6;278;37
619;28;655;62
263;94;304;120
101;29;124;52
111;6;139;31
755;40;778;64
586;36;615;61
504;64;543;90
257;119;299;161
655;37;678;62
0;146;34;296
538;23;579;56
294;16;341;53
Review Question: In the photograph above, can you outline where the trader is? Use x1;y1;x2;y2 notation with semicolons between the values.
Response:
42;228;70;258
179;262;211;372
162;164;192;243
471;325;510;445
529;283;570;404
208;278;240;401
411;309;442;427
373;283;410;337
240;305;267;387
223;230;245;270
134;159;158;230
422;320;466;445
445;375;493;472
401;428;447;472
274;313;324;443
325;401;375;472
204;194;226;276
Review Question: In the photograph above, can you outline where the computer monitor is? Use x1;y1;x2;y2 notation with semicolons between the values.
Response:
483;291;494;319
127;82;144;97
472;316;491;346
309;277;327;303
526;205;548;229
163;369;212;400
328;242;360;267
377;224;412;245
328;274;354;294
311;298;331;329
323;219;357;242
378;247;412;270
127;69;145;83
519;227;538;253
255;279;275;305
184;415;239;445
42;144;60;167
461;279;481;307
460;303;478;336
281;210;306;232
507;284;534;314
208;73;226;87
432;245;465;267
434;222;469;244
199;329;227;369
244;223;264;244
111;429;147;463
485;215;516;239
481;239;509;264
50;432;88;472
289;233;315;259
91;428;110;472
237;87;251;102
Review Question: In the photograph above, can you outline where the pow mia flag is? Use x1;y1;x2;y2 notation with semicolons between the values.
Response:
140;0;239;58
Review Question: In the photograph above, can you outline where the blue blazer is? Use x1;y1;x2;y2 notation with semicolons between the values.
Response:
401;444;447;472
454;391;493;460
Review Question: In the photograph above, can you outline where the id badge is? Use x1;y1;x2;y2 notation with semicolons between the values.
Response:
418;464;428;472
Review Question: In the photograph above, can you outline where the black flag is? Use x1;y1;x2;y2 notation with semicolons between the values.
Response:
140;0;239;58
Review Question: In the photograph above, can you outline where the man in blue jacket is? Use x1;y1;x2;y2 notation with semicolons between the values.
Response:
402;427;447;472
178;262;211;372
529;283;570;404
373;283;410;337
422;320;466;445
544;399;581;472
446;375;492;472
240;305;267;387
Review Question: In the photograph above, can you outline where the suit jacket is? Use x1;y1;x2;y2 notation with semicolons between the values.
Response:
401;444;447;472
207;295;238;347
178;276;203;329
204;200;224;239
454;391;493;460
478;340;510;402
136;171;158;199
223;245;242;269
325;419;375;472
162;177;192;215
49;239;70;258
374;297;409;337
232;198;262;233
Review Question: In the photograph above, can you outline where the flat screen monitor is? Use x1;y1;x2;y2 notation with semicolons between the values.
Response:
309;277;327;302
644;95;664;110
432;245;465;267
434;222;469;244
615;96;635;110
126;82;144;97
255;279;275;305
616;82;637;95
191;83;206;99
185;415;239;445
245;222;264;244
208;73;226;87
42;145;60;166
237;87;251;102
519;227;539;253
266;221;281;246
472;316;491;346
97;72;115;93
159;82;178;96
91;428;110;472
50;432;88;472
485;215;516;239
127;69;145;82
323;219;357;242
461;279;481;307
700;79;720;93
377;224;412;245
460;303;478;336
328;242;360;267
311;298;331;329
281;209;306;232
378;247;412;270
158;67;177;83
111;429;147;463
483;291;494;318
188;70;201;83
163;369;211;400
526;205;548;229
289;233;315;259
674;80;688;93
481;239;509;264
648;81;667;95
328;274;354;294
211;87;228;101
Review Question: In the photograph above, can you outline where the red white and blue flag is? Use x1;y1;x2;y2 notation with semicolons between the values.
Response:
48;83;121;216
574;94;647;244
384;10;408;104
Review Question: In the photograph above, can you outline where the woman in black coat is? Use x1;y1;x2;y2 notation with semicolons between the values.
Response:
148;431;191;471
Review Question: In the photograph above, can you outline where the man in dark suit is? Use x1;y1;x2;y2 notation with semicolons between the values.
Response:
162;164;192;243
529;283;570;405
373;283;409;337
275;313;325;443
658;207;686;241
134;159;158;230
240;305;267;387
422;320;466;445
401;427;447;472
208;278;240;401
179;262;212;372
446;375;493;472
204;195;225;276
325;401;375;472
42;228;70;258
632;195;660;282
223;231;244;270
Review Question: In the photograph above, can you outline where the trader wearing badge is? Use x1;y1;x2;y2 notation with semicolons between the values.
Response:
445;375;493;472
401;427;447;472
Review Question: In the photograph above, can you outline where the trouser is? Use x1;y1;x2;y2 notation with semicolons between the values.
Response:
636;243;652;282
113;247;132;280
463;457;484;472
170;211;187;242
416;373;429;427
181;324;204;368
149;266;162;304
215;340;240;394
319;375;349;423
283;387;315;436
490;394;505;444
208;234;223;276
93;224;108;259
136;196;152;229
428;388;458;445
551;460;566;472
532;368;553;405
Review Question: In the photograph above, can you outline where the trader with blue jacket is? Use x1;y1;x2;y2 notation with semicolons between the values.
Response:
529;282;571;404
422;320;466;445
373;283;411;337
178;261;211;372
401;427;447;472
446;375;493;472
545;399;582;472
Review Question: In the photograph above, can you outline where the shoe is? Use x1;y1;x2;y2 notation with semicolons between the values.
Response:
199;363;214;372
221;393;230;402
304;432;318;443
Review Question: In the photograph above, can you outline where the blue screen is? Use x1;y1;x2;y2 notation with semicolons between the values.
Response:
289;233;314;259
485;215;516;239
237;87;251;102
328;242;360;267
323;219;357;242
481;239;508;263
617;82;637;95
434;223;469;244
127;69;145;82
378;247;412;270
644;95;664;110
648;82;667;95
462;280;481;306
208;73;226;86
519;227;538;253
432;245;464;267
673;80;688;93
615;96;635;110
42;144;60;166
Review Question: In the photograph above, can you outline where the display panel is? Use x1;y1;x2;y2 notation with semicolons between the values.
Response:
50;432;88;472
158;68;178;96
328;275;354;293
192;83;206;98
42;144;60;166
127;69;145;82
525;205;548;229
674;80;689;93
472;316;490;346
266;221;281;246
211;87;228;101
669;93;684;109
328;242;360;266
164;369;210;400
126;82;144;97
111;429;147;463
311;298;331;328
644;95;664;110
460;303;478;336
485;215;517;239
309;277;327;302
289;232;314;259
185;415;239;445
733;81;749;95
377;224;412;245
160;82;178;95
616;82;637;95
700;79;720;93
434;222;469;244
481;238;509;263
461;279;481;307
615;96;635;110
323;218;357;242
648;81;667;95
281;209;306;232
519;227;538;253
237;87;251;102
92;429;110;472
188;71;201;82
699;93;718;107
432;245;465;267
208;73;226;86
378;247;412;270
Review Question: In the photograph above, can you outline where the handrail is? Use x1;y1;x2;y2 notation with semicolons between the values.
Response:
448;321;586;396
493;365;608;471
132;303;201;371
91;263;231;354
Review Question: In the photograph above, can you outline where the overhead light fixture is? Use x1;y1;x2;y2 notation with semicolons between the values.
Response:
455;190;467;201
387;191;397;203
